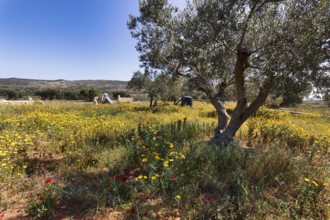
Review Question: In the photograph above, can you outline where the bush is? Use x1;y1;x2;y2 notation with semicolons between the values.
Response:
112;91;130;99
324;92;330;107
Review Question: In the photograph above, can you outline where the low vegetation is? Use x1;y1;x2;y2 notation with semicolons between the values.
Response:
0;77;130;101
0;101;329;219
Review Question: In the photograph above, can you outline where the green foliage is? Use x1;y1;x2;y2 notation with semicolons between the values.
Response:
265;95;283;109
79;88;89;98
127;70;150;91
112;91;130;98
274;77;311;107
128;71;183;107
0;102;328;219
63;90;80;100
35;89;63;100
79;88;100;101
324;91;330;107
27;176;60;218
128;0;330;141
0;88;22;100
88;88;100;101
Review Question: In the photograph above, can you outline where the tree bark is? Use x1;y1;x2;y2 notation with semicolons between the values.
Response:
149;96;154;109
209;96;230;135
212;48;272;147
213;77;272;147
149;97;158;109
213;48;249;145
153;99;158;108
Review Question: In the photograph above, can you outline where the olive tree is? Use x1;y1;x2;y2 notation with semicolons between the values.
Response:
128;0;329;145
128;70;183;108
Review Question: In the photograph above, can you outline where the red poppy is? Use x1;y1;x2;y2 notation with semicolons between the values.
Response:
130;208;135;214
39;196;44;200
121;177;127;183
0;213;4;219
115;175;120;179
45;178;52;184
124;170;130;175
144;211;149;216
171;175;175;180
207;197;214;203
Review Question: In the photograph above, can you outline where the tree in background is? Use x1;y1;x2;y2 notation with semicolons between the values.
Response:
35;89;62;100
128;0;329;146
128;70;183;108
128;70;160;108
315;74;330;106
87;88;100;101
79;89;89;100
0;89;22;100
6;90;20;100
277;77;311;107
79;88;100;101
63;90;80;100
112;91;130;99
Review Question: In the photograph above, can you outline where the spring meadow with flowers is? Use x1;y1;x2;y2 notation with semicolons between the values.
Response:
0;101;329;219
1;0;330;219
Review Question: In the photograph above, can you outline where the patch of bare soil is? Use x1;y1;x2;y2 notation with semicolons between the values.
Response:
1;203;125;220
1;198;30;220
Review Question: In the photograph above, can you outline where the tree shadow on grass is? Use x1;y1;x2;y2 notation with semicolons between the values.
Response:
24;157;62;175
51;169;129;219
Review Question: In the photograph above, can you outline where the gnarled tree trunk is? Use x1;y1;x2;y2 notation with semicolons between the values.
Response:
149;96;154;109
211;48;272;147
209;96;230;135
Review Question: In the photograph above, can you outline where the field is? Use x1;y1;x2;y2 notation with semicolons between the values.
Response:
0;101;329;219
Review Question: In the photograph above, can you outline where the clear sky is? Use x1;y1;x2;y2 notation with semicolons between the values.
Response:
0;0;186;81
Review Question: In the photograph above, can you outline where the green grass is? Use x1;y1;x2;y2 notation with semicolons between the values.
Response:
280;102;330;117
0;101;329;219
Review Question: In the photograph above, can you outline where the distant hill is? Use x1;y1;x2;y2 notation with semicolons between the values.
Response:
0;78;128;92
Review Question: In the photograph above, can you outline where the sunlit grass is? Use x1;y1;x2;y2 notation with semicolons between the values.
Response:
0;101;328;219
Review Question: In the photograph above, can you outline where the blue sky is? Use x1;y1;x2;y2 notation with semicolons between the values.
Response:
0;0;186;81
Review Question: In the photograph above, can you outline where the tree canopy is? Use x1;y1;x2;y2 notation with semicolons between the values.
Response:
128;70;183;108
128;0;330;145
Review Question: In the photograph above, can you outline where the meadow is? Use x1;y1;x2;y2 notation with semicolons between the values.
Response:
0;101;329;219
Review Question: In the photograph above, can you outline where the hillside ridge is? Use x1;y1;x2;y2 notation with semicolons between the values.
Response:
0;77;128;90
